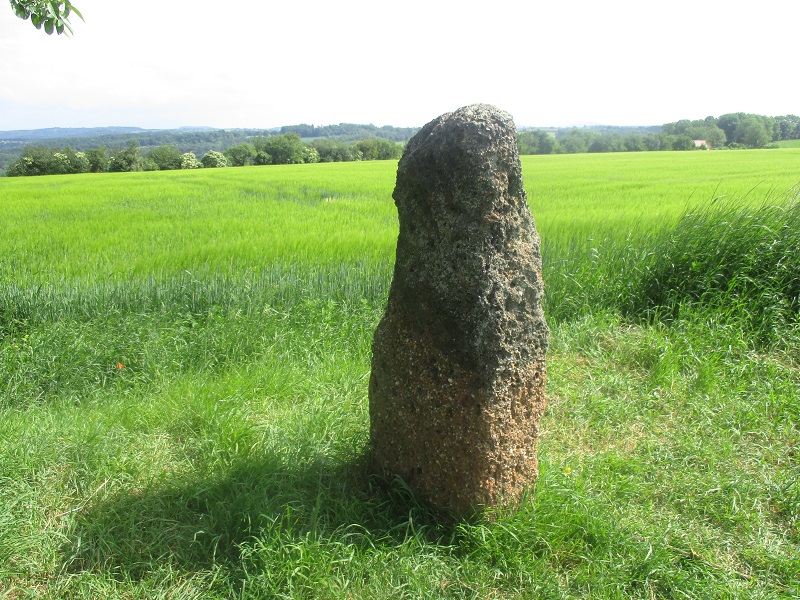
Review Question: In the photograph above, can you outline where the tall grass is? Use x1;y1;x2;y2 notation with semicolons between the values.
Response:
544;188;800;347
633;194;800;338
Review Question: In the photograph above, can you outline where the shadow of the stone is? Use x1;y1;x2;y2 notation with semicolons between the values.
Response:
60;447;448;580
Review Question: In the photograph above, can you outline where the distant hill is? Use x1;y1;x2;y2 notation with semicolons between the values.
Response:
557;124;662;136
519;124;662;136
0;126;215;142
279;123;419;142
0;124;418;175
0;126;253;174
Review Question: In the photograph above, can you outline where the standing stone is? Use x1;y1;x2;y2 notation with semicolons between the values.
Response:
369;104;549;518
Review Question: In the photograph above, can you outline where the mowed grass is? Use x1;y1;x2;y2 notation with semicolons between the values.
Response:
1;151;799;598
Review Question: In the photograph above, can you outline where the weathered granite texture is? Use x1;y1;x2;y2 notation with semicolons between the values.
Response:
369;104;549;517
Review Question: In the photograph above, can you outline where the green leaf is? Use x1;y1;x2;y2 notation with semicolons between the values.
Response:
31;13;43;28
12;5;31;19
44;20;55;35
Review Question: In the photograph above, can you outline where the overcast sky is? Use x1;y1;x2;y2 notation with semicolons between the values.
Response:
1;0;798;131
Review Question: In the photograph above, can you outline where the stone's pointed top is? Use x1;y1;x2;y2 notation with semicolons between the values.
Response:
405;104;518;157
445;103;515;124
397;104;524;210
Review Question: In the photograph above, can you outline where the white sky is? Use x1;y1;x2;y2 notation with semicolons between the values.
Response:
1;0;798;131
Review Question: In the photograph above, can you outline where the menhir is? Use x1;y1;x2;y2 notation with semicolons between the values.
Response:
369;104;549;518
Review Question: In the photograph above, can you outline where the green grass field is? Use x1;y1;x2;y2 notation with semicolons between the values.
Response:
1;150;799;598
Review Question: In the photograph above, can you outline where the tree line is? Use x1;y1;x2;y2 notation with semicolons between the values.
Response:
519;113;800;155
6;112;799;177
6;133;404;177
279;123;417;142
0;123;419;175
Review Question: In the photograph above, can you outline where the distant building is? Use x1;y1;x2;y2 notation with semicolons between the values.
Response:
693;139;711;150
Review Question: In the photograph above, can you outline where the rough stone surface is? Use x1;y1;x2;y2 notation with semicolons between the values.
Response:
369;104;549;517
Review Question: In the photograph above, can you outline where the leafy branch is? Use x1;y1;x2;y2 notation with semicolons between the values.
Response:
9;0;82;35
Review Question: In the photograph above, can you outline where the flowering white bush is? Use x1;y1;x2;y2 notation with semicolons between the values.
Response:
180;152;202;169
53;152;70;174
302;147;320;164
74;151;90;173
201;150;229;168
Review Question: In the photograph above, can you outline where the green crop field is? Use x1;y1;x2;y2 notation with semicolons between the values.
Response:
1;150;799;598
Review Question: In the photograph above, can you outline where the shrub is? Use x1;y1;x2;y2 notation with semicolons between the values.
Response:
72;151;90;173
84;146;110;173
201;150;229;168
302;146;320;164
109;142;143;172
180;153;202;169
262;133;305;164
254;151;272;166
147;145;183;171
310;139;362;162
7;145;89;176
224;143;256;167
